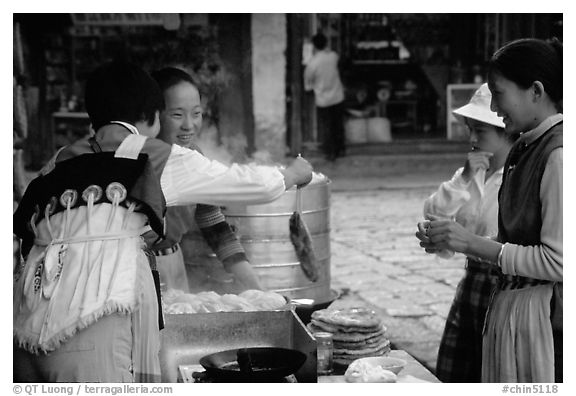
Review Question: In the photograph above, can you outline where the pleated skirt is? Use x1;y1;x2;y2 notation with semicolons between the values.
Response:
482;284;555;382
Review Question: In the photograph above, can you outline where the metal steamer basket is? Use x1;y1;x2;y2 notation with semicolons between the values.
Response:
182;175;333;304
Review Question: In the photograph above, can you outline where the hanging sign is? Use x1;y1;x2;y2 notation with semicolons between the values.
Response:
71;13;165;26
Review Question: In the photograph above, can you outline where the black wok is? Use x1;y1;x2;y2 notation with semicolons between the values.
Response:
199;347;307;382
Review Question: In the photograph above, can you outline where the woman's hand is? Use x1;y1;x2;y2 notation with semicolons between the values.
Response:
423;215;474;254
227;260;263;291
282;156;313;189
461;151;493;182
417;216;503;263
13;234;21;271
416;220;440;254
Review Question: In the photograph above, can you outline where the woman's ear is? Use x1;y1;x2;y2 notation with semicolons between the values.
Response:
151;111;161;138
532;81;546;101
136;111;161;138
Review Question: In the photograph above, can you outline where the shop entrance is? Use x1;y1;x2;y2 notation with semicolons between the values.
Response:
286;13;446;157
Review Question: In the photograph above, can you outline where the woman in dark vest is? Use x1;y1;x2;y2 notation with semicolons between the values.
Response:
417;38;562;382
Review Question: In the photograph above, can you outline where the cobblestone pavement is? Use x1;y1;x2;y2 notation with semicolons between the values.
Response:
311;152;469;373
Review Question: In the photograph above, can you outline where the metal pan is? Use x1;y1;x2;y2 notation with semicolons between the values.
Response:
199;347;307;382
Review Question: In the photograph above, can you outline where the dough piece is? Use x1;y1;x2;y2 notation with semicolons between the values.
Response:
344;360;397;383
165;302;194;314
162;288;185;305
238;290;286;310
258;291;287;309
238;289;267;301
289;211;318;281
220;294;258;311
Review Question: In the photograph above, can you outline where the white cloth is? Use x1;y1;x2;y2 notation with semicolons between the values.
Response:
304;49;345;107
423;166;503;257
110;120;139;135
161;144;286;207
156;247;189;293
13;204;150;353
114;132;147;159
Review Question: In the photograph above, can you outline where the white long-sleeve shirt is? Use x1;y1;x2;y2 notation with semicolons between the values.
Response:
424;166;504;239
161;144;286;207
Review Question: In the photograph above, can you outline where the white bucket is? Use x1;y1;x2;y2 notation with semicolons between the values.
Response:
345;118;368;144
367;117;392;142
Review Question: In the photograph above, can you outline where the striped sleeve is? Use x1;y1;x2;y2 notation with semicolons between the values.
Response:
194;203;248;267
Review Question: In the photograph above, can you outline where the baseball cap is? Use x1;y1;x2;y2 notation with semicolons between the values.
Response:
452;83;505;128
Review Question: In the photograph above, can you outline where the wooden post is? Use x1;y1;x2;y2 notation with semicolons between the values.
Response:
287;14;304;155
213;14;255;161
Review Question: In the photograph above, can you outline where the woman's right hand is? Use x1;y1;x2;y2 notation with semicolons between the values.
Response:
461;151;493;182
282;156;313;189
416;220;439;254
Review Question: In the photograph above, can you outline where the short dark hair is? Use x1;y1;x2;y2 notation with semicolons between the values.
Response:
150;67;199;94
312;33;327;50
489;37;562;104
85;60;164;131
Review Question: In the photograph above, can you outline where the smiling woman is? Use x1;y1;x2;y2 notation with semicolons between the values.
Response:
152;68;204;149
149;67;265;295
480;38;563;383
418;38;563;383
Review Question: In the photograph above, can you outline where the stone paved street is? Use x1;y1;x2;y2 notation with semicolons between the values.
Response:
310;152;469;373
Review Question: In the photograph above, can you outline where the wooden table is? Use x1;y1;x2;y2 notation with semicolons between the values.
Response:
318;350;440;383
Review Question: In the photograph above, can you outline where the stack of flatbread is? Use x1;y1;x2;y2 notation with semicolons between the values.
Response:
307;307;390;366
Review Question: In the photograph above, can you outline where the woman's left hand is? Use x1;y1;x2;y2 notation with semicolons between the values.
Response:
424;215;474;254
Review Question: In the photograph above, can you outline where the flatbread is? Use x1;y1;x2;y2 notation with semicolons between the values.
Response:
310;318;382;334
334;339;391;356
307;323;386;341
312;307;382;329
334;337;388;350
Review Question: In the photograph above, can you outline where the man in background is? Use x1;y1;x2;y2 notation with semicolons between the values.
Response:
304;32;346;161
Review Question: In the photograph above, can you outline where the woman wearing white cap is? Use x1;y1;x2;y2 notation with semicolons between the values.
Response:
421;83;518;382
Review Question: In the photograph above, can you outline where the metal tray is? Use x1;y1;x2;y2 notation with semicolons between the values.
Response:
159;309;317;383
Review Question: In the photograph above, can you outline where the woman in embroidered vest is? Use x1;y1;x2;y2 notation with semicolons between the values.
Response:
425;83;518;382
417;38;562;382
148;67;262;293
13;60;313;382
